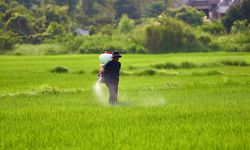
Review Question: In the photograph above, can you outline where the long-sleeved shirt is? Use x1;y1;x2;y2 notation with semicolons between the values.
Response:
103;61;121;83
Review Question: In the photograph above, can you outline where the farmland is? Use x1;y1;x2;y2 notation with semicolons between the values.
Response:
0;52;250;149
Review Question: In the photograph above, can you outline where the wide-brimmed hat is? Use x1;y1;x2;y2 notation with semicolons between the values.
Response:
112;50;122;58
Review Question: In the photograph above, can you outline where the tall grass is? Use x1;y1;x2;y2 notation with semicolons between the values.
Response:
12;44;68;55
79;34;144;54
210;33;250;52
152;59;249;70
220;60;249;66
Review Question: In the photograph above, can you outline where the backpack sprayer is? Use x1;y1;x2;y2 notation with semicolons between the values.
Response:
97;51;112;83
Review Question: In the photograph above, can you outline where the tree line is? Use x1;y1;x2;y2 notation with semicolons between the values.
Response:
0;0;249;54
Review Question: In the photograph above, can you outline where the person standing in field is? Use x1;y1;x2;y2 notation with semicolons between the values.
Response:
103;50;122;104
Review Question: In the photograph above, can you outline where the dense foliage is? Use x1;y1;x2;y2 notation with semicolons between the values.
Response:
144;17;198;53
166;6;205;26
222;0;250;32
0;0;249;54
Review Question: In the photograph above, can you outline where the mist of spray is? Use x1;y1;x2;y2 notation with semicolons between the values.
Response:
93;82;166;107
119;91;166;107
93;82;107;105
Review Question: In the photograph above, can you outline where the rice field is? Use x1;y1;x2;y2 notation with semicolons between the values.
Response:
0;52;250;149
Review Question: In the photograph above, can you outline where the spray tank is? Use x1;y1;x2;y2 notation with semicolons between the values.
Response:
99;51;112;64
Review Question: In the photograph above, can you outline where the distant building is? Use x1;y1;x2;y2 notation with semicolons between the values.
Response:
75;28;89;36
186;0;241;20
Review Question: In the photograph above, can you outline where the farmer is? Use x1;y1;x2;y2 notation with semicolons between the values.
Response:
103;50;122;104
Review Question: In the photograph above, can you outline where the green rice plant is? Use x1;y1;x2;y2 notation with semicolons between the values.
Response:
152;62;179;69
136;69;157;76
120;70;131;76
192;70;222;76
220;60;249;66
153;59;250;70
92;69;100;75
153;61;196;69
180;61;197;69
200;62;220;67
157;71;179;76
127;66;137;70
73;70;85;74
0;53;250;149
51;66;69;73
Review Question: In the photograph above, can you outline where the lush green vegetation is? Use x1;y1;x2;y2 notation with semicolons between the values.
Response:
222;0;250;32
0;0;249;54
1;0;249;149
0;53;250;149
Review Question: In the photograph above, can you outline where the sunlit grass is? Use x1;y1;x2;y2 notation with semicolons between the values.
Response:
0;52;250;149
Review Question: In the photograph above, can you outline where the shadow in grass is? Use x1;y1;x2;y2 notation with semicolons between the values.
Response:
219;60;249;66
135;69;157;76
73;70;85;74
120;70;131;76
107;101;134;107
192;70;222;76
127;66;138;70
152;61;196;69
51;66;69;73
92;69;99;75
180;61;196;69
152;62;178;69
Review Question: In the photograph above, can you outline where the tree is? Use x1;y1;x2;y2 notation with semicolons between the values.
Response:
16;0;34;8
0;32;16;52
45;5;69;25
67;0;78;15
143;1;165;18
118;14;135;32
0;2;7;13
33;18;47;34
78;0;95;16
222;0;250;32
200;21;225;35
241;0;250;22
45;0;78;15
166;6;205;26
222;5;244;32
3;1;34;22
231;19;249;34
46;22;65;37
0;13;3;28
114;0;140;19
144;17;196;53
6;14;31;36
96;0;106;5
